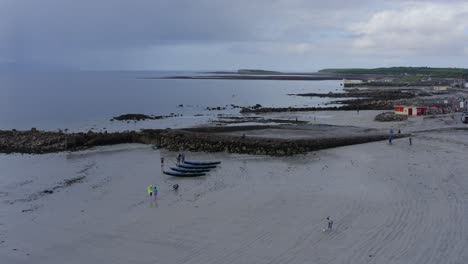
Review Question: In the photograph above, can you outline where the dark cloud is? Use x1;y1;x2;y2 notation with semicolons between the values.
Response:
0;0;467;70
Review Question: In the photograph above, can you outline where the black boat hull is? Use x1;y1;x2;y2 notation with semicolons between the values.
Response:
170;167;210;173
163;171;206;177
184;160;221;166
178;164;217;169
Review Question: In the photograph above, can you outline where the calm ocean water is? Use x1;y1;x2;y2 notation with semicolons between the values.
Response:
0;71;343;131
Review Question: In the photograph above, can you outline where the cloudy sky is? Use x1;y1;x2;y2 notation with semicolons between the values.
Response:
1;0;468;71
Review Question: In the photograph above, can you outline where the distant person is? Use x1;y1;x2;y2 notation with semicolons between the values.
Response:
398;129;401;134
389;136;393;145
389;129;394;135
147;185;153;197
160;157;164;169
409;137;412;145
181;153;185;163
173;184;179;191
176;154;181;165
153;186;158;197
327;217;334;230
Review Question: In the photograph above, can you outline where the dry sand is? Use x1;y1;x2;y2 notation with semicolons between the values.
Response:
1;126;468;263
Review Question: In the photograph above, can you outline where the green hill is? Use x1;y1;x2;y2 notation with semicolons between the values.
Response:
319;67;468;78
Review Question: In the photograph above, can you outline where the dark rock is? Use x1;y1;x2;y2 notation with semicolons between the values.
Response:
375;112;408;122
113;114;154;121
252;104;262;109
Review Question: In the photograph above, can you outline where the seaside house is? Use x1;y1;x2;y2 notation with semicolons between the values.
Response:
394;106;427;116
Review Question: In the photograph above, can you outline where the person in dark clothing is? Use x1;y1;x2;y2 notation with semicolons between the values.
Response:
409;137;412;145
326;217;333;230
176;154;181;165
398;129;401;134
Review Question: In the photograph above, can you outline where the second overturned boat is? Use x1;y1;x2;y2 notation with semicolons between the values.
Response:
178;163;217;169
170;167;211;173
163;170;206;177
183;160;221;166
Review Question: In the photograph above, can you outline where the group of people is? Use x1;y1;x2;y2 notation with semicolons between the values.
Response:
155;154;335;231
160;153;185;168
149;155;185;198
147;185;158;197
176;153;185;165
388;129;412;145
147;184;179;198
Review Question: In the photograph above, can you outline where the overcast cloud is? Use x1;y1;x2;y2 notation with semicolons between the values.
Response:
1;0;467;71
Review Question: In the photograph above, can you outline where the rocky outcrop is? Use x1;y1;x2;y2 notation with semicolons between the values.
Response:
144;129;406;156
291;90;416;100
240;103;393;113
375;112;408;122
0;130;141;154
111;113;179;121
0;127;408;156
243;89;427;114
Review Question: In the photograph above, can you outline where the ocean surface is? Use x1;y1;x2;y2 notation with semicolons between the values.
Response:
0;71;343;131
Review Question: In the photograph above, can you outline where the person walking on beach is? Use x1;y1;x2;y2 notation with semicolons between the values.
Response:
160;157;164;169
409;137;412;145
389;129;394;145
326;217;334;230
147;185;153;197
153;185;158;198
176;154;181;165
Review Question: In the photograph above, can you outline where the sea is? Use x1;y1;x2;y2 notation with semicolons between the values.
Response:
0;71;343;132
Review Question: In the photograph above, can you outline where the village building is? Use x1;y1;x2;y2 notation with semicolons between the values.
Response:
394;105;427;116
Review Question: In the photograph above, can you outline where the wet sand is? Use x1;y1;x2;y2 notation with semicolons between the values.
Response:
1;127;468;263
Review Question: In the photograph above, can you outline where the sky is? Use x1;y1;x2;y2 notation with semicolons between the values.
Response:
1;0;468;71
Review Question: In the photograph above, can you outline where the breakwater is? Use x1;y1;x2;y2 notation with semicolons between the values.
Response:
0;127;407;156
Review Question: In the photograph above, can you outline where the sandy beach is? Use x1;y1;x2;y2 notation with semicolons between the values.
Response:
1;116;468;263
3;1;468;263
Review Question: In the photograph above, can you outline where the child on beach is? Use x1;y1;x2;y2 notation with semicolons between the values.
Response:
147;185;153;197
